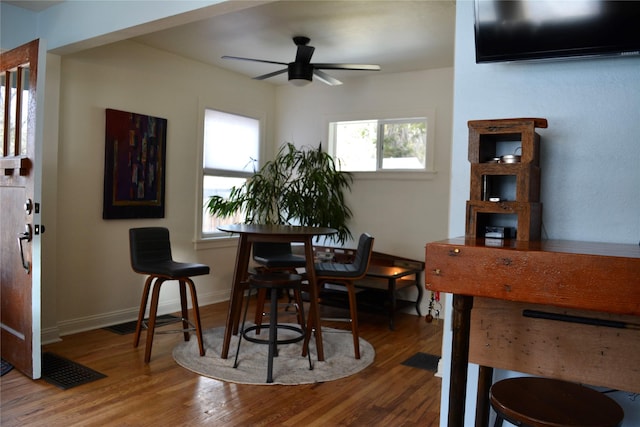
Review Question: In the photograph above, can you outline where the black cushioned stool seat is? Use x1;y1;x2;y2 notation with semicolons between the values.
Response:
490;377;624;427
234;273;312;383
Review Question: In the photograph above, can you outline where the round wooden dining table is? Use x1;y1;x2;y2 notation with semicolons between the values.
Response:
217;224;337;361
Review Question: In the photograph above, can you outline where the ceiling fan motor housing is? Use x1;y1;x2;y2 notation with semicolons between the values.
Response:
288;62;314;82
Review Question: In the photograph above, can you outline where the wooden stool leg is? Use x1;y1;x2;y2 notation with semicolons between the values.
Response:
134;275;154;348
185;278;205;356
179;280;190;342
144;278;165;363
493;415;503;427
347;282;360;359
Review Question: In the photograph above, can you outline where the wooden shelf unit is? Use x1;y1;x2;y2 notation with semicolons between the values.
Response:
465;118;547;241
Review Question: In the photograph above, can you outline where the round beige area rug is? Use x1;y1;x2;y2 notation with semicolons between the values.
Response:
172;325;375;385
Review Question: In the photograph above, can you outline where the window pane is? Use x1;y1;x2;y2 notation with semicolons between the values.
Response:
381;121;427;169
333;120;377;171
202;175;247;234
203;109;259;172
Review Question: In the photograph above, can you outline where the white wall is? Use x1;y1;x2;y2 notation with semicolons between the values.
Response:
440;2;640;426
52;40;276;336
275;68;454;313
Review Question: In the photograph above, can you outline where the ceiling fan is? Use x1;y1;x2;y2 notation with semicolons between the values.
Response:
222;36;381;86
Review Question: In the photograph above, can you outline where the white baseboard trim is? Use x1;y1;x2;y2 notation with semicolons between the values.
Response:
41;326;62;345
435;357;444;378
54;290;228;338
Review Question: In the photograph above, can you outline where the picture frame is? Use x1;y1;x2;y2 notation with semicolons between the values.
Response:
103;108;167;219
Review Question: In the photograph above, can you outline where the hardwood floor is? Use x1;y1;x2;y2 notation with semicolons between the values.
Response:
1;300;443;426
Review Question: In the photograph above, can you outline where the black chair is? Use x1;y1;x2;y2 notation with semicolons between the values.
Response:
252;242;307;332
129;227;209;363
303;233;374;359
490;377;624;427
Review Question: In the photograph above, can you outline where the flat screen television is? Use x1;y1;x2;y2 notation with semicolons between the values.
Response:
474;0;640;63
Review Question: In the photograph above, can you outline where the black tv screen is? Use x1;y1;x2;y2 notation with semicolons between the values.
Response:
474;0;640;63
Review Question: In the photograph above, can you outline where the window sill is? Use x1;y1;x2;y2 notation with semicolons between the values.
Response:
351;170;437;181
194;234;238;251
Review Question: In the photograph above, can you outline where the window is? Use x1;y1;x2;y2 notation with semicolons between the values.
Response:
328;117;429;172
201;109;260;237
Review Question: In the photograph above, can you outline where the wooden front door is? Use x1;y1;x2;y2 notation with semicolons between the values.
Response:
1;39;43;379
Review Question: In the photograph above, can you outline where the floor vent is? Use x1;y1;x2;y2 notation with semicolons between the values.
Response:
103;314;180;335
401;352;440;372
42;352;106;390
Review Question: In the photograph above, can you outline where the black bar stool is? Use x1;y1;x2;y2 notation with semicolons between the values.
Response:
234;272;312;383
129;227;209;363
490;377;624;427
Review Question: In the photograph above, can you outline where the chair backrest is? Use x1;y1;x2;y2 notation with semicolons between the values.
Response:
252;241;307;269
253;242;294;258
129;227;173;271
351;233;375;276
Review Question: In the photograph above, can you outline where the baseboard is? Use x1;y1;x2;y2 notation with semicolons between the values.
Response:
54;289;228;337
42;326;62;345
435;358;444;378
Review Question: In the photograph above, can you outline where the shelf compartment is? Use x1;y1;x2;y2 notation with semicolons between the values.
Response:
465;201;542;241
470;163;540;202
468;118;547;164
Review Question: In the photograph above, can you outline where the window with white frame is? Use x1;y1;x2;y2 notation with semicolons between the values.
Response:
201;109;260;237
328;117;430;172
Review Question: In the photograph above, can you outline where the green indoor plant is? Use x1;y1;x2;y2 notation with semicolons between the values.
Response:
206;142;353;244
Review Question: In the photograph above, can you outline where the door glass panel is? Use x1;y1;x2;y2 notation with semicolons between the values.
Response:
8;70;18;156
0;72;5;156
0;67;29;157
19;67;30;156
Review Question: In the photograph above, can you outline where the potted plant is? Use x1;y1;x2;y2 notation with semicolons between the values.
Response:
206;142;353;244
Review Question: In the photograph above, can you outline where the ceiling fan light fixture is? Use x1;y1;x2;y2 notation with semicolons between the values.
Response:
290;78;311;87
288;62;313;86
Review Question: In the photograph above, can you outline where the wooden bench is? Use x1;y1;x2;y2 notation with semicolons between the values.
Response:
312;246;425;329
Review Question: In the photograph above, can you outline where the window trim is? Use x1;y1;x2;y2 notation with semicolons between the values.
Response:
195;98;266;244
325;108;436;175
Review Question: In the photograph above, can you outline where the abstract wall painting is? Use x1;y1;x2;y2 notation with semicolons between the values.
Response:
103;108;167;219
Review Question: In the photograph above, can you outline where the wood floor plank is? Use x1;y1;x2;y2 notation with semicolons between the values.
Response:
1;300;442;426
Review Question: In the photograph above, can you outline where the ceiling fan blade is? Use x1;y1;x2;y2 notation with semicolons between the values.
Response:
254;68;288;80
313;69;342;86
222;55;287;66
295;45;315;64
313;63;381;71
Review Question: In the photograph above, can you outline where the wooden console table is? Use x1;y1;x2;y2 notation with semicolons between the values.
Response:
425;238;640;427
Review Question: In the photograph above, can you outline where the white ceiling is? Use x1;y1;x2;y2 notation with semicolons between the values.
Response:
8;0;456;86
133;1;456;85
